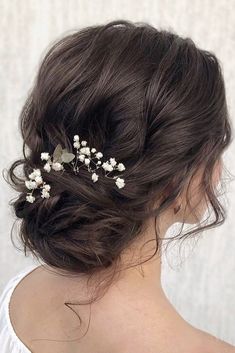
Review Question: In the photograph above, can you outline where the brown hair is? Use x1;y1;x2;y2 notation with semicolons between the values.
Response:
3;19;233;337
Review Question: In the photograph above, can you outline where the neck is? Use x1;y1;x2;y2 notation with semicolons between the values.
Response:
44;210;172;303
113;220;164;294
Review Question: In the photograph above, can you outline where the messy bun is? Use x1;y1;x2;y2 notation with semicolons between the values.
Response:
4;19;232;287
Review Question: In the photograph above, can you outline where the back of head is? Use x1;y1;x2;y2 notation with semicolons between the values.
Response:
5;19;232;281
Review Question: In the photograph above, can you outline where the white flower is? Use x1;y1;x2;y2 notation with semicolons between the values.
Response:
101;162;113;172
32;181;38;188
41;189;50;198
106;164;113;172
41;152;50;161
84;158;90;165
26;194;35;203
92;172;99;182
79;147;86;154
43;162;51;172
117;163;125;171
43;184;51;192
29;172;36;179
80;147;90;155
96;152;103;159
102;162;109;171
73;135;80;141
97;161;101;165
109;158;117;166
115;177;125;189
78;154;85;162
35;176;43;185
33;169;41;177
73;141;80;149
91;148;96;153
81;140;87;146
25;180;37;189
29;168;41;180
52;162;63;171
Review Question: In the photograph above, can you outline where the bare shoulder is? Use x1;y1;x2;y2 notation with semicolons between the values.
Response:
8;265;89;353
8;267;235;353
189;325;235;353
119;322;235;353
114;297;235;353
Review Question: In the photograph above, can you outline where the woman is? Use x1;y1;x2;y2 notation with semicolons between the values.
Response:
0;19;234;353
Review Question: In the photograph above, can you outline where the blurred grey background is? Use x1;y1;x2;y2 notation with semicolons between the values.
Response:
0;0;235;345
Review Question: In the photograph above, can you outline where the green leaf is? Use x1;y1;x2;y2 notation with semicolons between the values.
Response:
61;152;75;163
53;144;63;163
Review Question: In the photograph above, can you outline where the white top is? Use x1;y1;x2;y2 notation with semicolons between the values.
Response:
0;264;40;353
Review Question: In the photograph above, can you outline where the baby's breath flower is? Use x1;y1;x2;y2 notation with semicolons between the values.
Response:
25;135;127;203
29;172;35;180
26;194;35;203
52;162;63;171
35;176;43;185
109;158;117;166
115;177;125;189
106;164;113;172
80;147;90;155
73;141;80;149
96;152;103;159
78;154;85;162
101;162;114;172
43;163;51;172
25;180;37;189
33;169;41;177
43;184;51;192
29;169;41;180
117;163;125;171
73;135;80;141
41;152;50;161
84;158;90;165
41;189;50;198
92;172;99;182
101;162;108;171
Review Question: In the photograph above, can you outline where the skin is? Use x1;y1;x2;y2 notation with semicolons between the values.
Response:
9;158;235;353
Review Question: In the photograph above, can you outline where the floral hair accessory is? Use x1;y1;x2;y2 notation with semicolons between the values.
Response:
25;134;126;203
